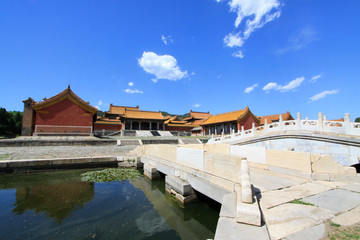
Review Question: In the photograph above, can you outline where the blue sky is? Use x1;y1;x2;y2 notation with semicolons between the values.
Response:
1;0;359;120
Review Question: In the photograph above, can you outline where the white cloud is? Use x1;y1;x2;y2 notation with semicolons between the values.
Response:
263;82;278;91
279;77;305;92
138;51;188;82
244;83;258;93
95;100;103;110
224;32;244;48
125;88;144;94
232;50;245;58
192;103;201;108
311;74;322;83
219;0;282;58
309;90;338;102
263;77;305;93
128;82;134;86
161;35;174;45
277;26;318;54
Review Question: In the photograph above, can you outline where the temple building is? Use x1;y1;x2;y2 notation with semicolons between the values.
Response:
165;110;211;133
95;104;168;131
21;86;97;136
201;107;260;135
258;111;294;125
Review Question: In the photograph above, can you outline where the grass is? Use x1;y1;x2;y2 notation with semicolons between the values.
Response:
80;168;142;183
327;223;360;240
0;154;9;160
289;199;315;206
330;222;341;228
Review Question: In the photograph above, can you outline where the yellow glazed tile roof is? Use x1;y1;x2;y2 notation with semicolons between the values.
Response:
123;109;166;120
258;111;294;125
189;110;211;120
201;107;259;125
108;104;139;115
32;86;97;114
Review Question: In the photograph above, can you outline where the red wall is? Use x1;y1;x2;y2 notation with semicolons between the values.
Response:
239;114;259;130
165;125;193;132
35;99;94;127
94;123;122;131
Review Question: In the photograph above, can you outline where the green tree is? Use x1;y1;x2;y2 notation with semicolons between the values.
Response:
355;117;360;123
0;108;23;136
0;108;9;135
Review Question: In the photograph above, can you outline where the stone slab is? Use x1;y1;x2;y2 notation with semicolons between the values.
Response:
250;168;307;193
230;145;266;164
284;223;326;240
165;175;194;196
264;203;334;240
177;147;205;170
313;180;347;188
143;163;158;174
175;192;198;204
302;189;360;214
219;193;236;218
236;190;261;226
214;217;269;240
340;183;360;193
260;182;331;209
331;205;360;226
55;157;92;165
187;174;230;204
267;166;312;179
329;174;360;183
92;156;117;163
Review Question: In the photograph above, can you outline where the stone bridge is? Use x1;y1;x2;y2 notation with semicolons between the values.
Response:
207;112;360;167
130;143;360;239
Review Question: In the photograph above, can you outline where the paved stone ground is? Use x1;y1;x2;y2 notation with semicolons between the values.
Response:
251;168;360;240
0;145;137;160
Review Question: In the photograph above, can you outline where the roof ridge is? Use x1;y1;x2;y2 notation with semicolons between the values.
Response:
210;108;247;116
125;109;162;113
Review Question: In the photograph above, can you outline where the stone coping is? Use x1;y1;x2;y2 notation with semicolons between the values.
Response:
0;155;140;171
229;131;360;147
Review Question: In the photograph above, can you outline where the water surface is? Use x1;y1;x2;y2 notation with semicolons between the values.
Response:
0;169;219;239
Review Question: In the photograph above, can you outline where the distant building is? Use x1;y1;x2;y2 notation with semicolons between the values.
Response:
258;111;294;125
21;86;97;136
95;104;167;132
165;110;211;134
201;106;260;135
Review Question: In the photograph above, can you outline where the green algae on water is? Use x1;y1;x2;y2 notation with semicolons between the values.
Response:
81;168;142;183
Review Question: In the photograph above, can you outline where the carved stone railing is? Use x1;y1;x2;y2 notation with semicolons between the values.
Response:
208;112;360;144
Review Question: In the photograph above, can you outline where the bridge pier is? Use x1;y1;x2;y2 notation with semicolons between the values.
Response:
165;175;198;204
143;163;160;179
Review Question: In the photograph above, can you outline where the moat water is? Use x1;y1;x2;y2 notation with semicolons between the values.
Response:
0;169;220;240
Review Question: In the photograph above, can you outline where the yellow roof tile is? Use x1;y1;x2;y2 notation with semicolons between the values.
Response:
123;109;166;120
32;86;97;114
201;107;259;125
258;111;294;125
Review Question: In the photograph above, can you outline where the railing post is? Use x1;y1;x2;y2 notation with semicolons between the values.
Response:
279;114;283;130
241;159;253;204
344;113;351;134
264;119;268;134
252;123;255;136
318;112;324;132
241;126;244;139
297;112;301;131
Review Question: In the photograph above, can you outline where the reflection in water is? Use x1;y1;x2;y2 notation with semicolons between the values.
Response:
0;169;219;240
131;177;220;240
13;182;94;224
